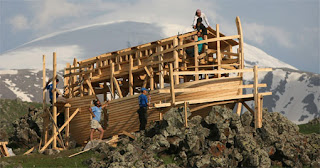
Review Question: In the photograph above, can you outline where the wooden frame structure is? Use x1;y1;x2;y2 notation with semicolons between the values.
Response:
40;16;272;151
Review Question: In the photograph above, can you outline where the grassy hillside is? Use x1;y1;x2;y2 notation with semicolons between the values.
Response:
0;98;43;132
298;122;320;134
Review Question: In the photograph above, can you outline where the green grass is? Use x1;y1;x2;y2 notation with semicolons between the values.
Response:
298;123;320;134
0;147;101;168
0;98;43;133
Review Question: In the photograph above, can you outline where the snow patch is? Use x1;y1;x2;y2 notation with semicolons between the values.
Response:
0;70;18;75
3;79;33;102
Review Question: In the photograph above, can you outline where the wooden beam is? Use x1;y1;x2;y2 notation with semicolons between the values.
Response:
40;108;80;153
52;52;57;149
110;63;115;99
184;102;188;127
242;102;254;115
64;104;70;147
48;109;66;149
129;55;133;95
253;65;260;128
236;16;244;69
122;131;136;140
173;38;179;84
216;24;221;78
158;83;267;93
173;68;272;76
194;35;199;81
149;67;154;90
158;45;164;88
42;55;48;145
113;77;123;98
169;63;175;105
144;66;151;77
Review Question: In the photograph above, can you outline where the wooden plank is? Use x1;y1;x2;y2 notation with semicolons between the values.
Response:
236;16;244;69
65;105;70;147
48;109;66;149
122;131;136;140
144;66;151;77
169;63;175;105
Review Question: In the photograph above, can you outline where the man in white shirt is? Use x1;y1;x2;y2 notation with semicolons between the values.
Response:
193;9;210;29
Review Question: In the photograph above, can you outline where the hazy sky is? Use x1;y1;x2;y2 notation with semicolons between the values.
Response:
0;0;319;73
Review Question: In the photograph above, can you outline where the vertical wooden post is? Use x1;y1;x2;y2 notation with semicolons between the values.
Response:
203;35;209;79
129;55;133;95
158;45;164;88
64;63;70;97
110;63;115;99
149;67;154;90
236;16;244;69
253;65;261;128
184;102;188;127
259;94;263;128
169;63;175;105
72;58;77;97
52;52;57;149
173;38;179;84
194;35;199;81
216;24;221;78
42;55;48;144
103;82;107;101
64;103;70;147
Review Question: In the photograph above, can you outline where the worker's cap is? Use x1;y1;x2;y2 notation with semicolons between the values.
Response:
141;88;149;92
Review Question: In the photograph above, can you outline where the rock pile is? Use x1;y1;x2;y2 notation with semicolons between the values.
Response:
85;106;320;168
9;106;43;148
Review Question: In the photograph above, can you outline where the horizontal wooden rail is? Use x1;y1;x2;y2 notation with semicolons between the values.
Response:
153;92;272;108
158;83;267;93
173;68;272;75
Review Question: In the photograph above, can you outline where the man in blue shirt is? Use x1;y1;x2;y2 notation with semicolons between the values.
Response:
185;31;204;58
45;79;60;104
89;100;109;141
137;88;150;131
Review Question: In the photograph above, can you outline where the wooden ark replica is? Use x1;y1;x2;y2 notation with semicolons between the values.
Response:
39;17;272;151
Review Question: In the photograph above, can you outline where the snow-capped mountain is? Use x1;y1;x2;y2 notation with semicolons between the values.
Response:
0;21;318;124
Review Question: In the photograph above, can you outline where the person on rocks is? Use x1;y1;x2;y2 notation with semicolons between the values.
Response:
137;88;151;131
89;100;109;141
185;31;204;58
45;78;60;105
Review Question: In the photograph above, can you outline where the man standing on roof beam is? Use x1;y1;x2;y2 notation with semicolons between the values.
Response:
193;9;210;30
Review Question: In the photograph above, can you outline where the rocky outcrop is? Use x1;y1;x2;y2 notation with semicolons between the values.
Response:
85;106;320;167
9;106;43;148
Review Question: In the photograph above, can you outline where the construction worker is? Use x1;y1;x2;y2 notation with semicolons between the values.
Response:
185;31;204;58
137;88;150;131
192;9;210;30
45;78;60;105
89;100;108;141
195;17;207;35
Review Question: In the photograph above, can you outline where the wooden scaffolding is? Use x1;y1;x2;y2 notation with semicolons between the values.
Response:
39;16;272;152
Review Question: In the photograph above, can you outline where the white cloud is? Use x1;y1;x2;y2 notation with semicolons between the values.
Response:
31;0;82;29
9;15;29;31
243;22;293;48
